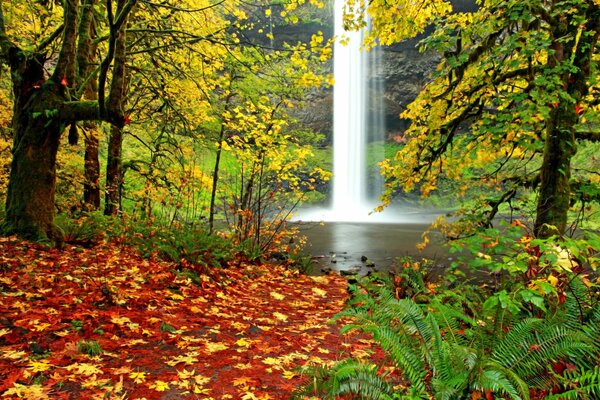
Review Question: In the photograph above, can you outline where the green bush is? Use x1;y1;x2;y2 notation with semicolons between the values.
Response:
55;212;123;246
295;231;600;399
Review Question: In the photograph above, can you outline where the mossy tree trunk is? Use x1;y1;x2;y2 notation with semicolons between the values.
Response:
0;0;134;242
77;0;101;211
104;0;130;216
534;6;598;238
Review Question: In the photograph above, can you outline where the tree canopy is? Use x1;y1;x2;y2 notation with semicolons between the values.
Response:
363;0;600;237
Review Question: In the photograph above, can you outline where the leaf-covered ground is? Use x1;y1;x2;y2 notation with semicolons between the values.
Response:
0;237;390;399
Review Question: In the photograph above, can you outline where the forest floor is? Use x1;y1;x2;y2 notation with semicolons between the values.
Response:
0;236;394;399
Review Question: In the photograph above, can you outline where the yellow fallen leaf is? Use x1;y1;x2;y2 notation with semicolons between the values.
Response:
204;341;228;353
270;291;285;300
236;338;252;348
273;312;288;322
262;357;281;366
149;380;170;392
2;383;47;399
233;376;253;387
282;370;297;379
66;362;103;376
129;371;147;383
165;354;198;366
311;287;327;297
111;316;132;325
28;359;52;373
242;392;258;400
2;349;26;360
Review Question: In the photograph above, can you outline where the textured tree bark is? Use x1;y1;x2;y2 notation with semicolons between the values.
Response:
84;132;101;209
0;0;133;242
104;125;123;216
5;83;66;243
534;104;576;238
78;0;101;210
534;5;598;238
104;0;130;216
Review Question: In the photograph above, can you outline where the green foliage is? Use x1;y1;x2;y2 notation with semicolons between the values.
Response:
77;340;102;357
301;231;600;399
546;367;600;399
55;212;123;246
126;221;235;268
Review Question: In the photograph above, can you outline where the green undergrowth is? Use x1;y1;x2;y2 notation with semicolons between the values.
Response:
295;224;600;399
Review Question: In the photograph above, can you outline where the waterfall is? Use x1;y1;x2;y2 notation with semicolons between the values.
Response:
330;0;385;220
292;0;387;222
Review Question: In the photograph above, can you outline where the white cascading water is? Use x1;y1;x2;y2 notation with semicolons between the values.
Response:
292;0;387;222
332;4;366;215
330;0;384;220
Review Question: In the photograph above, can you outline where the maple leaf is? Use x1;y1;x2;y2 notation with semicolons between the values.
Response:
236;337;252;348
2;349;27;360
269;291;285;300
66;362;103;376
282;370;297;379
2;383;48;400
194;374;211;385
261;357;281;366
111;316;132;325
165;353;198;366
177;368;196;380
28;359;52;373
272;312;288;322
129;371;147;383
233;376;254;387
234;362;253;370
204;341;229;353
149;380;170;392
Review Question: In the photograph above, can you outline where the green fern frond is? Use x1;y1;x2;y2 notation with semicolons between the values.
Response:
292;358;395;400
370;325;427;391
475;362;530;400
544;366;600;400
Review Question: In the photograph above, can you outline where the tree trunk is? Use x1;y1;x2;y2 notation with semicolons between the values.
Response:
78;0;101;211
83;129;100;210
104;125;123;216
534;104;576;238
4;88;66;244
103;0;129;216
533;6;598;238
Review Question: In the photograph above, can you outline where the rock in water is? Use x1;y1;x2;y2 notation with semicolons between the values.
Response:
340;266;361;276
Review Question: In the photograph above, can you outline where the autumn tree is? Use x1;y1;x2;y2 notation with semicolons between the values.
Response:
359;0;599;237
0;0;134;242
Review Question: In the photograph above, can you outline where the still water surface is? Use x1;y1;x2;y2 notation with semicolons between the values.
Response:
296;220;451;275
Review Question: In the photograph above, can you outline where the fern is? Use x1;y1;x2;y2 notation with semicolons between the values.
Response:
544;366;600;400
292;358;395;400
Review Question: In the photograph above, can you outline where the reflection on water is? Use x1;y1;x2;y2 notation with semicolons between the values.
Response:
295;220;451;276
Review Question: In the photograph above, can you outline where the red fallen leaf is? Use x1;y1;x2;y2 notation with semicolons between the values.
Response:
552;361;566;375
485;389;494;400
60;75;68;87
529;344;541;352
575;104;584;115
124;114;131;125
0;370;23;392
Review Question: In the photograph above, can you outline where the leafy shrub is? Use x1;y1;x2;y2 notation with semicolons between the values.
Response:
295;231;600;399
55;212;123;246
126;221;235;268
